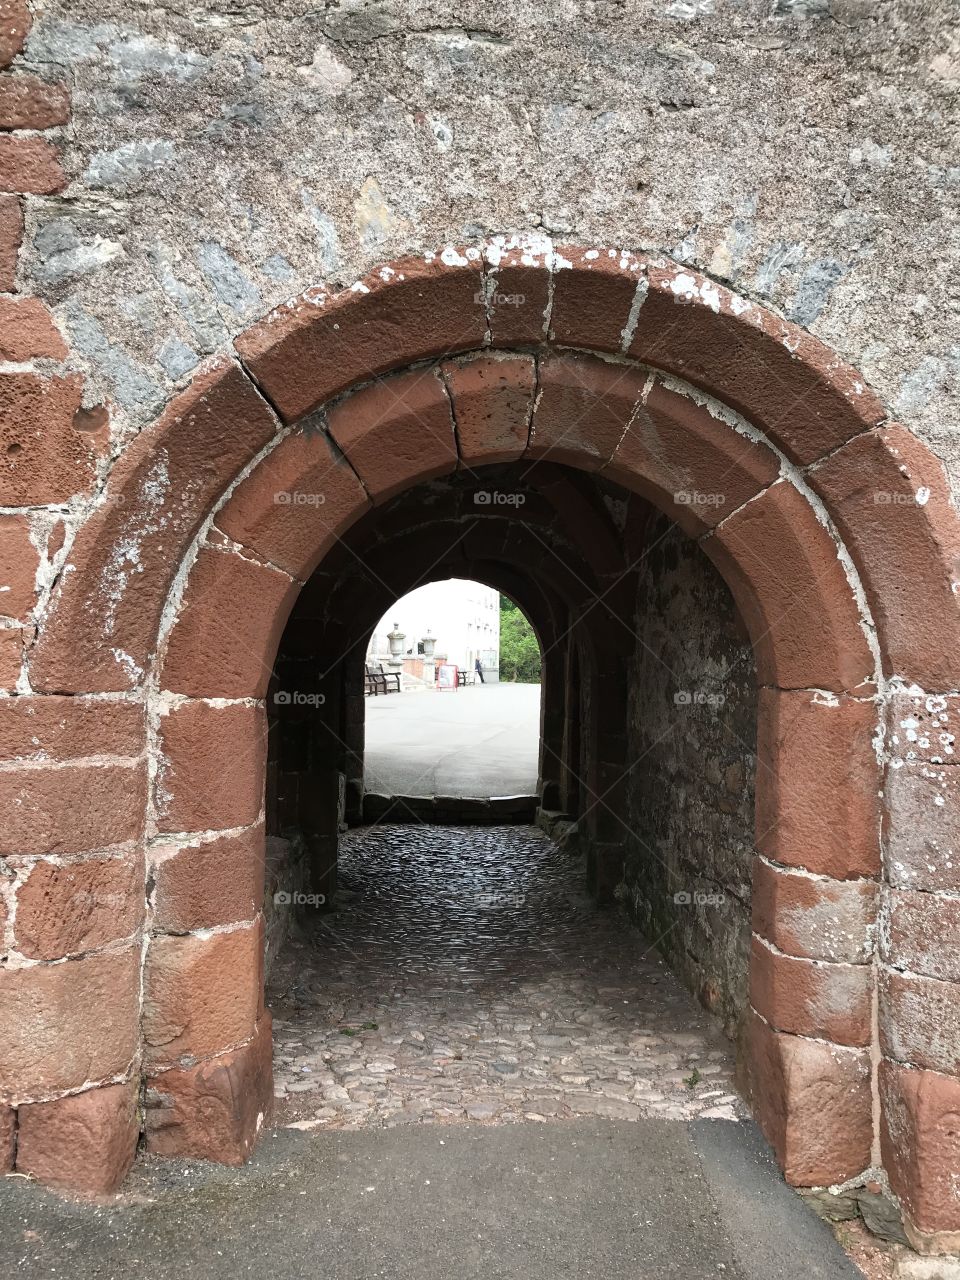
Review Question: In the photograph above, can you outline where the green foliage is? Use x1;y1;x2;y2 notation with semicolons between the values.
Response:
499;595;542;683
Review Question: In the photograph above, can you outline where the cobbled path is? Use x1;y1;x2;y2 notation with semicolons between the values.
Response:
268;824;744;1131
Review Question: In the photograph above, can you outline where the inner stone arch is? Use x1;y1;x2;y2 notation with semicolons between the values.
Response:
143;338;880;1193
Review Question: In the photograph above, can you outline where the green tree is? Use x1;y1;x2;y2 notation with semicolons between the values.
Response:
499;595;542;682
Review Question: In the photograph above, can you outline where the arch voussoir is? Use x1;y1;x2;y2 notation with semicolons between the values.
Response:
159;543;299;700
603;377;781;537
214;428;371;583
809;422;960;688
234;252;487;424
526;352;647;470
326;365;458;504
29;359;280;695
627;264;887;467
703;480;874;694
441;352;536;467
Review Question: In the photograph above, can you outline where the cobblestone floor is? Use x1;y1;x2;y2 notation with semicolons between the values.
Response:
268;824;744;1131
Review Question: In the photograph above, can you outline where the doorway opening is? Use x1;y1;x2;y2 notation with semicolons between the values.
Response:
362;581;543;806
259;455;756;1135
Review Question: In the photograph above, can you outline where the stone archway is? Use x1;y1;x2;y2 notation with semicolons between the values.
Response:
5;244;960;1251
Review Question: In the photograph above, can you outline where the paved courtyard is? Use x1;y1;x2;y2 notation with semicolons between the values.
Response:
363;682;541;797
269;824;742;1129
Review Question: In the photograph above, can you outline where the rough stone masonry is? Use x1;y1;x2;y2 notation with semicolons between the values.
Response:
1;0;960;1264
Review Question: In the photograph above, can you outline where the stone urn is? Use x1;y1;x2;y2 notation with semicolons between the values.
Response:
386;620;405;690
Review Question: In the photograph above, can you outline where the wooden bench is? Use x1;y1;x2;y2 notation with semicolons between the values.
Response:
365;662;400;695
364;667;383;696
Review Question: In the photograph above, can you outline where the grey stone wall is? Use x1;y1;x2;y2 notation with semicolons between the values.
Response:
17;0;960;488
623;518;757;1041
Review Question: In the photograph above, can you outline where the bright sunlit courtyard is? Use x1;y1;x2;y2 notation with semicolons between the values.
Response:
363;681;541;798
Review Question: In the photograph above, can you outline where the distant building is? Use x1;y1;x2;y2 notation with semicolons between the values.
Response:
369;578;500;682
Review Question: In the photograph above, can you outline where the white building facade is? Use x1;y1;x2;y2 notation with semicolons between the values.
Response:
369;578;500;682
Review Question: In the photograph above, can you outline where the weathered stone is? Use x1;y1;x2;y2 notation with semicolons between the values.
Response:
606;379;780;536
13;848;143;960
755;689;881;879
885;762;960;894
0;512;39;619
235;255;485;423
151;825;265;932
145;1014;273;1163
628;265;886;466
0;694;145;762
0;372;92;507
752;859;877;964
748;1012;872;1186
527;352;646;470
706;482;874;694
442;353;536;467
214;428;370;580
0;74;69;131
155;700;266;833
0;0;29;70
29;361;278;693
0;760;146;855
326;365;458;503
0;947;140;1099
143;920;263;1068
881;1060;960;1242
159;545;299;699
799;1187;861;1223
484;238;550;346
0;192;21;290
0;297;66;360
16;1079;139;1194
0;624;23;689
811;424;960;690
749;937;872;1046
880;968;960;1076
857;1189;910;1246
0;1104;14;1171
883;888;960;983
0;136;66;194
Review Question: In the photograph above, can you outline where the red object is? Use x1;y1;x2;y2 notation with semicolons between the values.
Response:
436;662;458;691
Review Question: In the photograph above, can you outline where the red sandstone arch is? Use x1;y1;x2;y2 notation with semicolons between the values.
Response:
7;246;960;1248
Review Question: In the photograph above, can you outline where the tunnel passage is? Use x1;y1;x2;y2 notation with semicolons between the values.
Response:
263;459;759;1054
13;249;960;1243
261;456;760;1136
